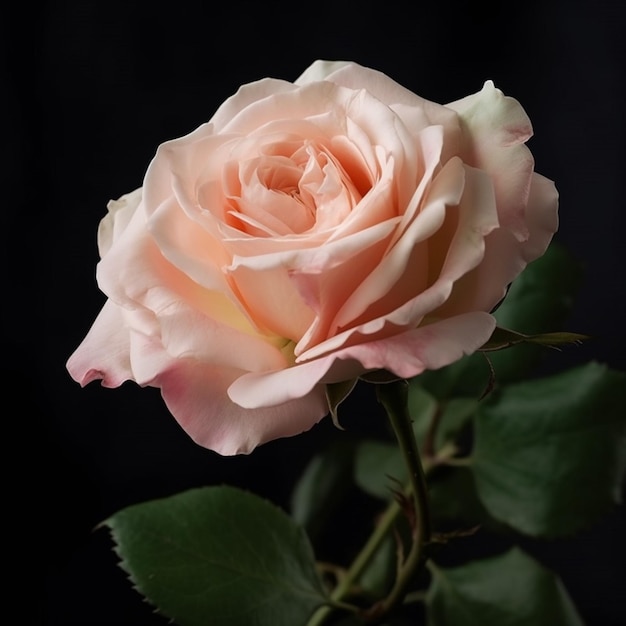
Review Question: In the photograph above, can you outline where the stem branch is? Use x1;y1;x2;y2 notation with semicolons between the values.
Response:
307;379;435;625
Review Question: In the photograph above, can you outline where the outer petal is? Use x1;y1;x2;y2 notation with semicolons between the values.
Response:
157;361;329;455
228;312;496;408
517;172;560;263
96;194;290;374
294;60;353;84
447;80;535;240
304;60;464;163
437;172;558;316
97;188;142;256
208;78;297;133
66;299;133;388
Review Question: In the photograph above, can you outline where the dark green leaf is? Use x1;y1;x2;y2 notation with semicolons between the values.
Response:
434;398;479;452
103;486;329;626
290;440;355;540
471;362;626;536
426;547;585;626
357;533;397;597
491;241;583;333
332;614;414;625
354;439;405;500
427;467;501;532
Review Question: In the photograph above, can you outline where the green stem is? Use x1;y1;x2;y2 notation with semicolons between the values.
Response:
307;379;435;626
307;498;403;626
368;379;432;618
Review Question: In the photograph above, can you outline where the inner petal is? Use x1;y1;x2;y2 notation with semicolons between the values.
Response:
221;138;368;237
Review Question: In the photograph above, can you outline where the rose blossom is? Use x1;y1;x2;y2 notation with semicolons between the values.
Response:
67;60;558;455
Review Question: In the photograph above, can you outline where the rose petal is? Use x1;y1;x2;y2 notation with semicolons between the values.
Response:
298;161;498;361
303;60;464;161
66;299;133;388
518;172;559;263
330;142;461;333
209;78;297;133
228;311;496;408
294;60;353;84
436;171;558;316
97;188;142;256
148;195;232;294
447;80;535;240
157;362;329;455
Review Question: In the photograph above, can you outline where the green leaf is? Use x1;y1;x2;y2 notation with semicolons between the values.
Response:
471;362;626;536
491;241;583;333
290;439;355;540
332;614;413;625
356;533;397;597
426;547;585;626
103;486;329;626
433;398;478;452
427;467;500;531
354;439;405;500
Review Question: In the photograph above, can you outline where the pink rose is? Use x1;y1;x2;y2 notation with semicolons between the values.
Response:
67;60;558;455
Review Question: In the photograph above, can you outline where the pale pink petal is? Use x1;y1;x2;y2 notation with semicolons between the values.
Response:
330;151;463;333
436;164;500;282
97;203;237;328
307;60;461;139
97;188;142;256
229;312;496;408
228;216;399;273
297;277;454;363
147;195;232;293
144;129;237;227
436;172;558;316
157;362;329;455
225;218;399;343
96;196;290;369
299;162;498;361
216;81;336;135
518;172;559;263
66;299;133;388
141;122;216;219
325;154;397;242
158;301;289;372
127;321;174;386
212;82;419;212
447;80;535;240
95;199;161;309
291;225;395;354
209;78;297;133
225;264;316;341
294;60;353;84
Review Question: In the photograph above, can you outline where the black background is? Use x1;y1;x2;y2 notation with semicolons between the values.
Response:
5;1;625;625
